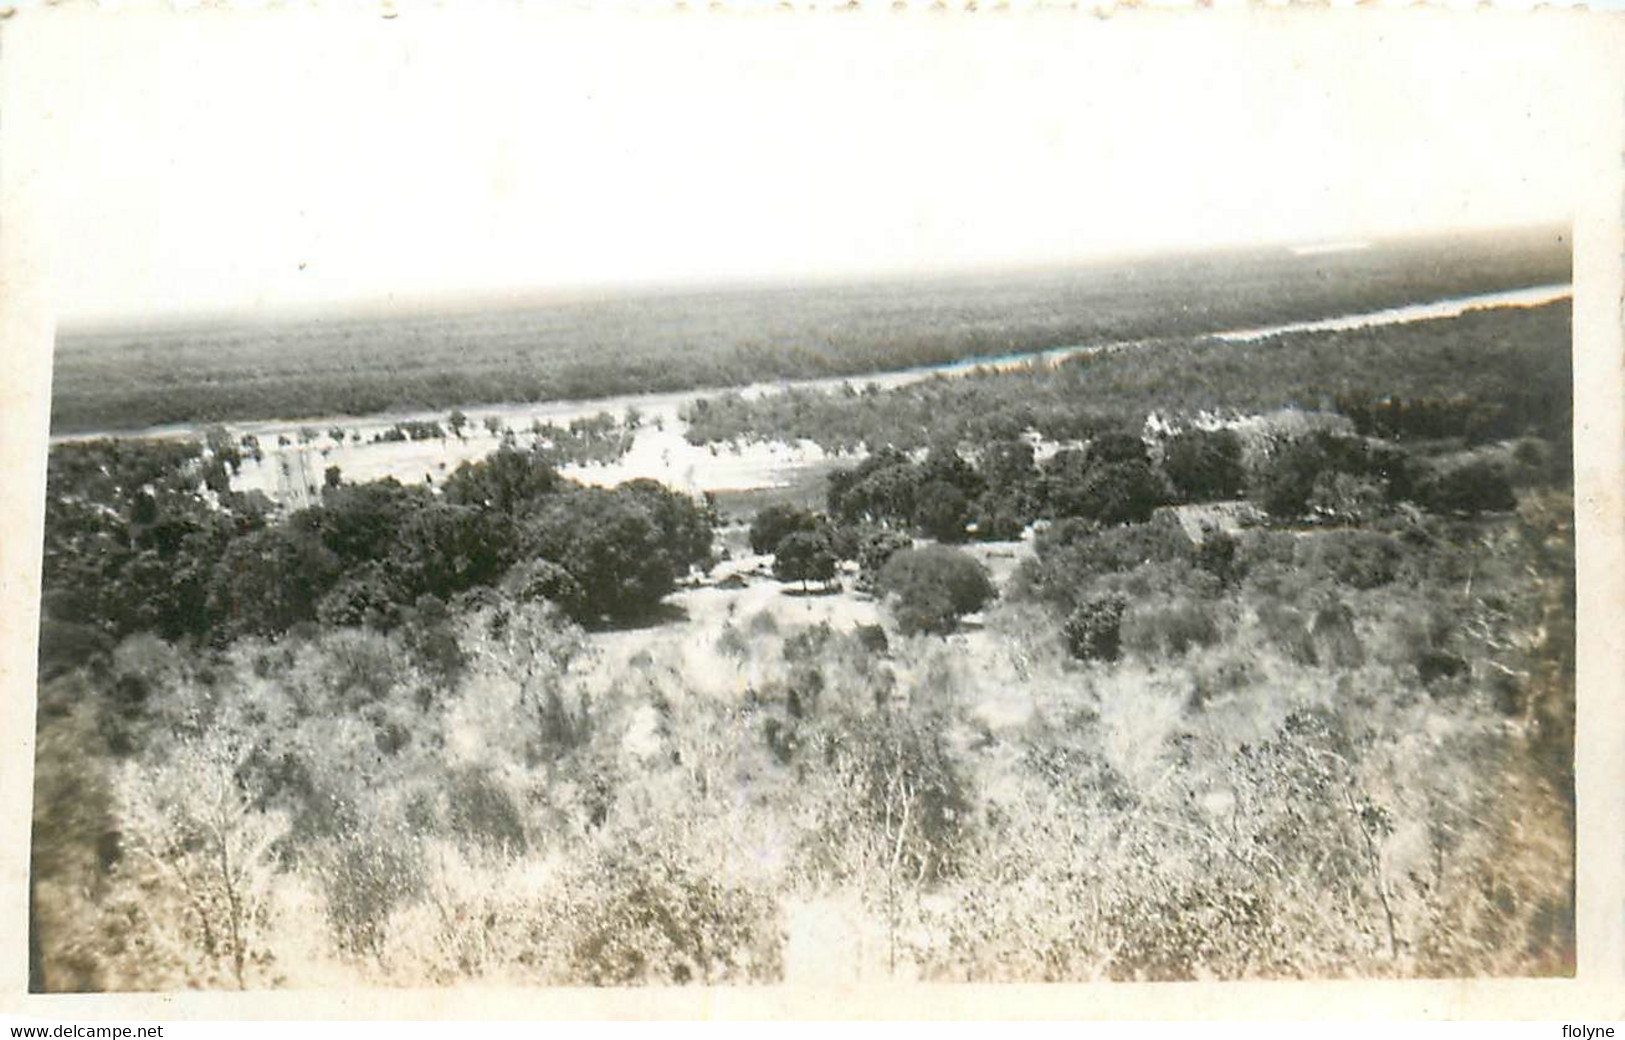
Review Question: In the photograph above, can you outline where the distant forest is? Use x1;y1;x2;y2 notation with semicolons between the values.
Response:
51;226;1567;432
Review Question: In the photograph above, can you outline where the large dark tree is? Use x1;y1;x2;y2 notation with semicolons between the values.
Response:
1087;430;1150;466
1044;450;1166;525
1254;432;1415;520
391;502;520;602
919;443;984;500
772;530;839;591
828;448;915;524
913;481;971;543
41;439;257;646
1163;428;1246;503
208;525;343;639
749;504;818;556
878;545;995;636
979;439;1038;497
616;479;716;574
524;487;689;623
974;439;1043;535
297;478;432;565
840;464;921;528
441;445;561;516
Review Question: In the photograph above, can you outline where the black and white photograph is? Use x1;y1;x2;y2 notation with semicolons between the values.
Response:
1;4;1618;1012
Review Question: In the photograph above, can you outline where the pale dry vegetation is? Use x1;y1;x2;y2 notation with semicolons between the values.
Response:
32;483;1573;987
31;287;1574;989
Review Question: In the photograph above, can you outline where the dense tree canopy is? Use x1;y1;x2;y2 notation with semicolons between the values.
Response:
771;530;839;590
209;526;343;640
749;504;819;556
442;445;561;516
1253;432;1414;520
877;545;995;636
616;479;717;574
38;434;715;663
1044;450;1166;525
1087;430;1150;467
391;502;521;602
913;481;971;543
524;485;710;624
298;479;432;564
1163;428;1246;503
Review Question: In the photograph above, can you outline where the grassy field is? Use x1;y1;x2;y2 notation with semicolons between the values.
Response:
51;226;1567;433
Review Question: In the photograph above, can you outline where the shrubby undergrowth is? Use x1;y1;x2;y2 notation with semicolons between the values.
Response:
32;297;1575;989
31;482;1575;988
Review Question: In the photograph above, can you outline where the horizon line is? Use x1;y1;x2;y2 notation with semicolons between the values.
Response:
55;219;1570;336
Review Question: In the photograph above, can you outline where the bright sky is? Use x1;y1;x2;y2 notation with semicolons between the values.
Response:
1;6;1591;325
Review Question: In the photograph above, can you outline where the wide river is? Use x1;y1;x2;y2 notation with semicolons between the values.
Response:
53;283;1571;507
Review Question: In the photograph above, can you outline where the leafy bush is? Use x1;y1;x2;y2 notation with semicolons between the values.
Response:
1298;530;1406;590
501;558;588;618
523;484;712;623
748;504;818;555
969;493;1032;541
913;481;972;543
1163;428;1246;502
1089;430;1150;466
1416;648;1469;685
563;846;783;986
315;562;406;630
1254;436;1335;519
878;546;995;636
1047;459;1167;526
918;443;985;498
1335;392;1490;441
1195;528;1242;587
978;438;1039;497
1253;432;1414;521
1411;458;1518;516
1123;600;1221;658
854;623;890;655
444;767;528;856
856;528;914;591
1016;519;1191;614
772;530;839;590
1306;472;1389;525
441;445;561;515
1063;595;1127;662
